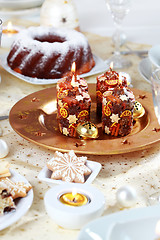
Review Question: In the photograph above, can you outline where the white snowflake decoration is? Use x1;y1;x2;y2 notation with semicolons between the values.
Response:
99;76;106;82
76;95;84;101
63;127;69;136
47;150;91;183
110;113;120;123
105;126;111;134
67;115;78;124
120;95;128;101
82;92;90;99
58;99;63;108
103;97;107;106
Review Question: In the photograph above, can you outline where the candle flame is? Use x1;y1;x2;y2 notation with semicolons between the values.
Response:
155;220;160;236
72;188;77;198
7;21;13;31
71;62;79;87
110;62;113;70
71;62;76;74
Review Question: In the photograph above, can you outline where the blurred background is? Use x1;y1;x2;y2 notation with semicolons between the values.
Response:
0;0;160;45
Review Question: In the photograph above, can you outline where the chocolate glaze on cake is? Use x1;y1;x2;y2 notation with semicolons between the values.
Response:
7;26;95;79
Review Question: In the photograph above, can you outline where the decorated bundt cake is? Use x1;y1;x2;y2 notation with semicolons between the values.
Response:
7;26;95;79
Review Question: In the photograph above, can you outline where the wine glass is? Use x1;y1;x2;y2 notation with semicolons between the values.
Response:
151;69;160;124
0;19;2;84
104;0;132;69
148;69;160;206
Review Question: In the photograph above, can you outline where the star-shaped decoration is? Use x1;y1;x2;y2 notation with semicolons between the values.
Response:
152;127;160;132
138;94;146;99
47;150;91;183
63;127;69;136
103;97;107;106
58;100;63;108
105;126;110;134
34;131;46;137
110;113;120;123
57;85;60;91
80;79;87;86
67;115;78;124
31;97;40;102
76;95;83;101
19;114;28;120
82;92;90;99
120;95;128;101
99;76;106;82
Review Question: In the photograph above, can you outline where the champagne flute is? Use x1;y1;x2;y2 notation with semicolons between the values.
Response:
148;69;160;206
105;0;132;69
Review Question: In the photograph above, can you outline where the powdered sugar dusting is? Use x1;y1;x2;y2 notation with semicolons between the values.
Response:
10;26;89;64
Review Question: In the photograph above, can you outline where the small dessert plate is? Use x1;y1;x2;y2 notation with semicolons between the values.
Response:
0;169;33;231
38;160;102;185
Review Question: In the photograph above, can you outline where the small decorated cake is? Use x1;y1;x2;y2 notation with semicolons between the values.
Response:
57;62;91;137
102;82;135;137
47;150;91;183
96;67;127;115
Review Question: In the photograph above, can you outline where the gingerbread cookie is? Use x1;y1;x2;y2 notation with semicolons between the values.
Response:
0;188;15;215
47;150;91;183
0;178;32;199
0;161;11;178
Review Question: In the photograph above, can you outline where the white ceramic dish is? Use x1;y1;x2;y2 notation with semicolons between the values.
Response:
148;44;160;69
44;183;105;229
106;217;159;240
0;169;33;231
0;53;107;85
77;204;160;240
38;160;102;185
138;57;152;83
0;0;44;10
0;7;40;20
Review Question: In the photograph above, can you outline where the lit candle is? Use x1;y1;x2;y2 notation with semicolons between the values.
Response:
44;183;105;229
71;62;79;87
59;188;89;207
2;21;18;35
1;21;23;48
155;220;160;240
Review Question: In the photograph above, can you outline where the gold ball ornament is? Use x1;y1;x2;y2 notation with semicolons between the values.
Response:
76;122;99;139
133;101;145;119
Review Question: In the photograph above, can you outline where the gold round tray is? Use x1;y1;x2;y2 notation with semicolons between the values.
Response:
9;84;160;155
